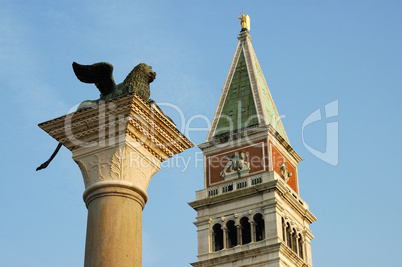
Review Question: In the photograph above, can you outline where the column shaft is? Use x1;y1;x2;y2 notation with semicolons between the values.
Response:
84;186;146;267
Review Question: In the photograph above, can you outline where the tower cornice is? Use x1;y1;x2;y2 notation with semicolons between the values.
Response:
188;174;316;224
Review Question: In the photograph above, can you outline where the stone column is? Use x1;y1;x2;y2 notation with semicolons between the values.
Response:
250;221;256;243
236;224;241;246
222;226;228;250
73;143;160;267
282;220;287;244
39;93;193;267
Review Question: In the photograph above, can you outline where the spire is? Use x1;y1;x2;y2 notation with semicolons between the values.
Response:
207;17;289;143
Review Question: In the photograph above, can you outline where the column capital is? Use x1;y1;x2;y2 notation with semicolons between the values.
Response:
74;143;160;206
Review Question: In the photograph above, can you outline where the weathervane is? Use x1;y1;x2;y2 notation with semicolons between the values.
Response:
237;13;250;31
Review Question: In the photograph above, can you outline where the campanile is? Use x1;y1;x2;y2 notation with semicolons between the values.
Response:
189;15;316;267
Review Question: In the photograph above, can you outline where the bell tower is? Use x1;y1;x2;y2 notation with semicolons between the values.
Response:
189;15;316;267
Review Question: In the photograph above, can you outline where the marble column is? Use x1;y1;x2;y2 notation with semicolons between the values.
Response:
39;93;193;267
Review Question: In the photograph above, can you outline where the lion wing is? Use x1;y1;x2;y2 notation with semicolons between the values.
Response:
72;62;117;96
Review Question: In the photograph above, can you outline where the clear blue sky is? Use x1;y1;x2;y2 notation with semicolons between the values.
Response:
1;1;401;266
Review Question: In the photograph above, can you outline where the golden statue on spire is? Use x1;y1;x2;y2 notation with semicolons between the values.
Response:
237;13;250;31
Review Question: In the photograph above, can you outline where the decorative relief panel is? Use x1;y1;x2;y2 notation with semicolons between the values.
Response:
219;150;250;179
206;141;267;187
269;141;298;194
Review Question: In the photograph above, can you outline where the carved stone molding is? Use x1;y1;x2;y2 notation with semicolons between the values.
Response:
39;92;193;203
39;93;193;162
74;143;160;203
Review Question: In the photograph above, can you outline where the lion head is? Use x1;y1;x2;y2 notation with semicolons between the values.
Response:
116;63;156;100
135;63;156;83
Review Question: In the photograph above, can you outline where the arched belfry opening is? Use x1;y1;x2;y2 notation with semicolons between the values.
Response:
240;217;251;245
226;220;238;248
298;233;304;259
254;213;265;242
286;223;292;248
212;224;224;252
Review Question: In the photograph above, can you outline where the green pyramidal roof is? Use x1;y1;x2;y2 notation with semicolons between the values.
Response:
208;30;289;142
214;51;259;136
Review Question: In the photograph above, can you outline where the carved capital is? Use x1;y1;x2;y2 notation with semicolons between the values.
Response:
74;142;160;204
